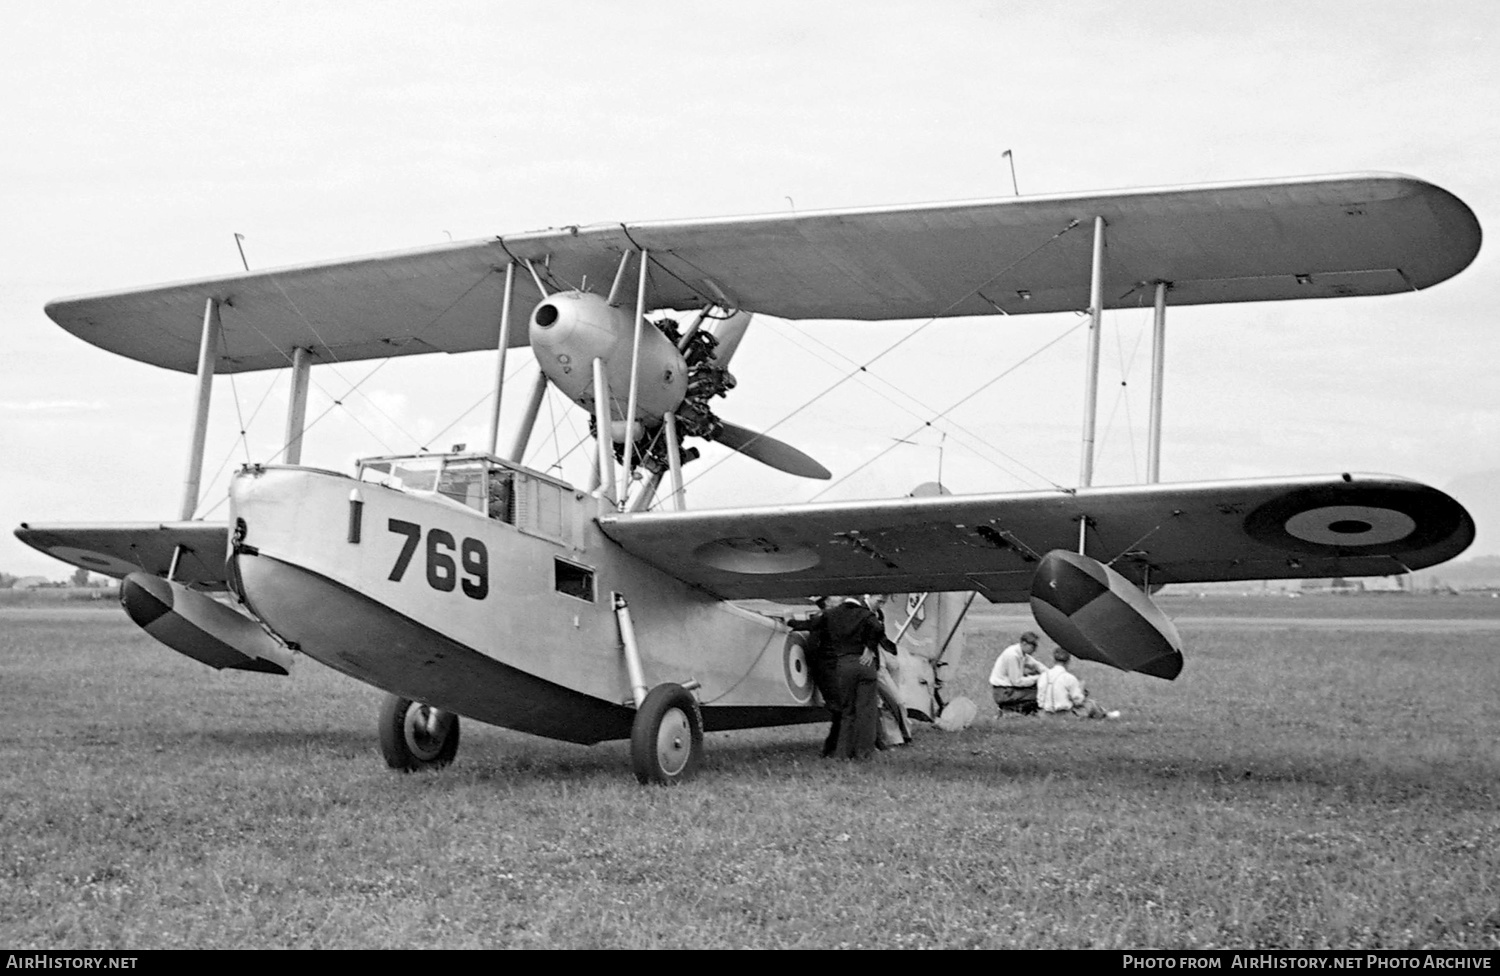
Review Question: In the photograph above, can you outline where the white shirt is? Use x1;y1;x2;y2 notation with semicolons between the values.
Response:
989;643;1043;687
1036;664;1086;712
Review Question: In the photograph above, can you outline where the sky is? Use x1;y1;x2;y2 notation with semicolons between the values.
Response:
2;0;1497;578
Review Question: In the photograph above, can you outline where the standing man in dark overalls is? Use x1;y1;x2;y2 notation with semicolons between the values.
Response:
818;595;889;760
788;596;842;756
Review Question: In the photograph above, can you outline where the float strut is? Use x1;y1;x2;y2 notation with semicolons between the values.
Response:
613;593;649;708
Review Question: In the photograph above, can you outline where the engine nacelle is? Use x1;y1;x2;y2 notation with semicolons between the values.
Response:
529;291;688;426
121;572;293;675
1029;550;1183;680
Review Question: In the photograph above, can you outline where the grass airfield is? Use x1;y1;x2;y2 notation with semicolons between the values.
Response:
1;595;1496;949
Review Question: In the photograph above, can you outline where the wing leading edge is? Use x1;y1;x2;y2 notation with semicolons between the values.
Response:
596;475;1473;603
45;174;1480;374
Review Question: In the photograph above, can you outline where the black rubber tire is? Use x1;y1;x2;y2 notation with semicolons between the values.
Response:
378;694;460;772
630;683;704;785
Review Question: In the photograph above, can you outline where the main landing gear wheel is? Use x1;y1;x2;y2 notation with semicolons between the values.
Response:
631;683;704;786
379;694;460;771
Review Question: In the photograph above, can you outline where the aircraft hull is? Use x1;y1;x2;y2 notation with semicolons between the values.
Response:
229;463;825;743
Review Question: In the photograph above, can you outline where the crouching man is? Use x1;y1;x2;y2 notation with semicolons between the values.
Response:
1036;646;1120;720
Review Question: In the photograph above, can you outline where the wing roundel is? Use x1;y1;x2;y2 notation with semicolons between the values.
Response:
1242;481;1470;557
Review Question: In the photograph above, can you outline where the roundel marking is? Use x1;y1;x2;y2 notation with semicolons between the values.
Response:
694;537;820;574
1283;506;1416;547
48;546;139;578
783;633;814;703
1244;484;1469;557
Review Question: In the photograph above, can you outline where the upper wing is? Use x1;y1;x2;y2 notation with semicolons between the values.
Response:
596;475;1473;603
45;174;1479;374
14;522;231;590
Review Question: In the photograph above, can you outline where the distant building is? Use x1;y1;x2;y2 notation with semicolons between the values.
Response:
1299;575;1406;594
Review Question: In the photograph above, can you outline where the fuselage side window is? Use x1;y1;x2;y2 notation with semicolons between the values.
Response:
554;559;594;602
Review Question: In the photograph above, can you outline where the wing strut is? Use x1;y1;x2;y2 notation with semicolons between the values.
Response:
180;298;221;520
1078;216;1105;494
282;346;312;464
619;249;650;506
485;262;517;455
1075;216;1107;553
593;356;618;513
505;368;548;463
1147;280;1168;483
662;410;687;511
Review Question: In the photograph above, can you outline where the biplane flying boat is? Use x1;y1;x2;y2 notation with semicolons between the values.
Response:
16;173;1481;783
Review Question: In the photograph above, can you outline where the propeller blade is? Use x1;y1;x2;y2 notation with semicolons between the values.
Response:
713;420;831;480
706;310;753;367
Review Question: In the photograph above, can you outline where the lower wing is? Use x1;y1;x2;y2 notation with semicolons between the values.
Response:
597;474;1472;602
14;521;231;590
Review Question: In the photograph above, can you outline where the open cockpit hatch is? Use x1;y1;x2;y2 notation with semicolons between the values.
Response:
356;452;581;546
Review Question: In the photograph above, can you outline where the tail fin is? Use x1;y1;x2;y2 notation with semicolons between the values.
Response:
872;482;979;722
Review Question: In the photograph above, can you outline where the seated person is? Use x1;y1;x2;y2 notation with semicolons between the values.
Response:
487;472;514;523
1036;646;1119;719
989;631;1045;715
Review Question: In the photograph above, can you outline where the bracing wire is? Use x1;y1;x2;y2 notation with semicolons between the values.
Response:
1097;298;1151;484
760;317;1069;491
805;319;1086;501
674;218;1085;495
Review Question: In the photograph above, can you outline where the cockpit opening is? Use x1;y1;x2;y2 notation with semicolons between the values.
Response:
355;452;574;545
